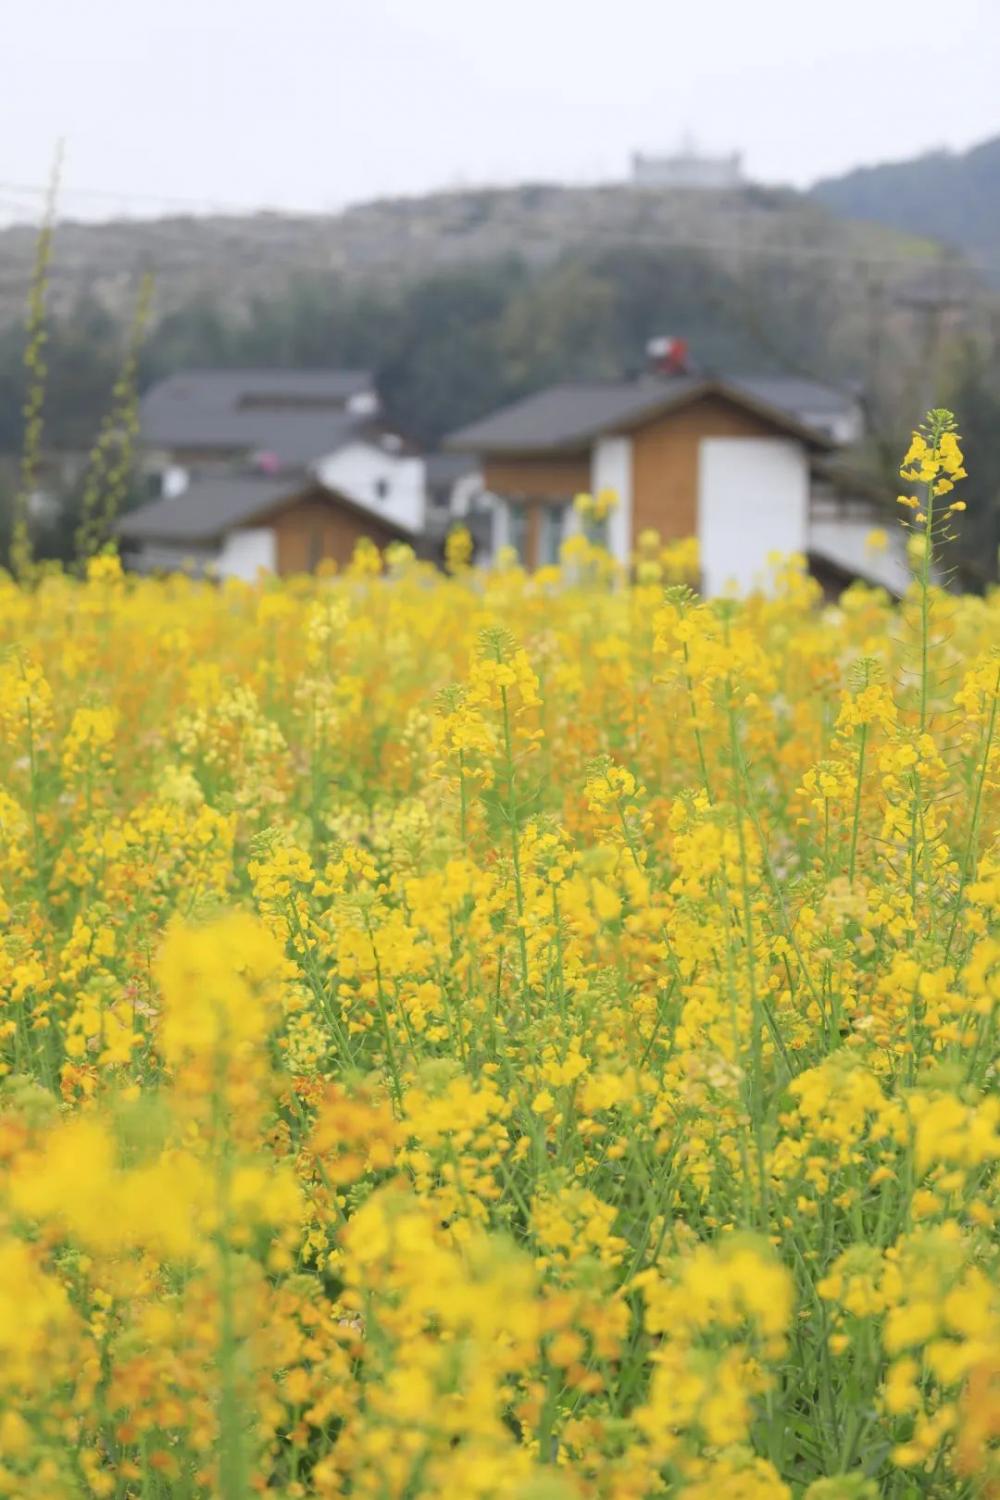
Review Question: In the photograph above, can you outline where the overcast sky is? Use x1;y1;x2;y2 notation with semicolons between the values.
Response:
2;0;997;221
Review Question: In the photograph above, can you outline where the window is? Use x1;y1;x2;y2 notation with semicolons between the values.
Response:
539;502;569;566
374;477;391;502
507;502;528;563
587;512;610;551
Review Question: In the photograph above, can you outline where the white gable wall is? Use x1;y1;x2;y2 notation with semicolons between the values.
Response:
490;496;512;559
450;471;485;518
698;437;808;596
216;527;277;581
313;443;425;534
808;515;912;595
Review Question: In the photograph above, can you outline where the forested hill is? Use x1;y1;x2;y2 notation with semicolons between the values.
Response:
0;180;963;451
0;181;937;329
812;135;1000;269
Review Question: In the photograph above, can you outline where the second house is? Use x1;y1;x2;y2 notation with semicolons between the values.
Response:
444;358;897;595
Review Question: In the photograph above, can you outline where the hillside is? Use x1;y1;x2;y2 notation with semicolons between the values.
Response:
0;178;973;456
0;180;941;330
0;176;998;583
812;135;1000;270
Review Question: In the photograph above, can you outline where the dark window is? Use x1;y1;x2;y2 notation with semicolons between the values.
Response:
539;503;569;566
374;477;390;501
508;502;528;562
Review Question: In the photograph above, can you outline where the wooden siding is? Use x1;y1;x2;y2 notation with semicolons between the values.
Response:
256;493;405;574
524;502;542;571
630;395;783;545
482;455;591;500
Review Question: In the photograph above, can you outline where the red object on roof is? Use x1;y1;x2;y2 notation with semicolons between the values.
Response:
646;335;690;375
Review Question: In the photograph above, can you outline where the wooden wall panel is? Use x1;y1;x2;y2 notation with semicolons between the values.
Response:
482;455;591;499
630;395;779;544
255;495;403;574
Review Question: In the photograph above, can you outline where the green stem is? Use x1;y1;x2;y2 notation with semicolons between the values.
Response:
945;662;1000;960
213;1048;246;1500
847;721;868;886
500;683;530;993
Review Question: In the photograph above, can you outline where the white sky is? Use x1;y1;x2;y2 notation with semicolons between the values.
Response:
2;0;998;221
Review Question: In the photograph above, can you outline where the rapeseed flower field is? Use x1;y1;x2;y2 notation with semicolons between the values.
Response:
0;411;998;1498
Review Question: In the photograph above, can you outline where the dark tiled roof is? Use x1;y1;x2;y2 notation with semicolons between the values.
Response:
117;472;418;545
139;368;376;460
445;379;689;454
117;475;301;543
728;375;860;416
446;375;845;454
424;451;480;491
146;409;364;466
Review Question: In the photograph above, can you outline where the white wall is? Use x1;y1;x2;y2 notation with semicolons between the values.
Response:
590;436;633;564
698;437;808;596
314;442;424;534
491;495;511;557
162;465;190;499
632;152;743;189
450;471;485;519
808;516;912;595
216;527;277;581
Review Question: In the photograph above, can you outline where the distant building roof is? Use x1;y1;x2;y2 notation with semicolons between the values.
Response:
117;472;416;547
728;375;860;417
117;475;302;544
446;374;842;456
424;452;480;494
632;149;744;190
139;368;377;461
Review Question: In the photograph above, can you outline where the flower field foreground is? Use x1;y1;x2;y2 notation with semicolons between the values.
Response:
0;413;999;1498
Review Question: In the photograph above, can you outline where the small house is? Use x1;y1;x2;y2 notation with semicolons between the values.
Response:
445;367;902;595
123;368;427;575
139;369;379;487
116;474;415;579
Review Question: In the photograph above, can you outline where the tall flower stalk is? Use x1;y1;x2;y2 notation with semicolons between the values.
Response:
11;144;63;580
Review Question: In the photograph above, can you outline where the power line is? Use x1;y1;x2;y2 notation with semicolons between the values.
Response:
0;175;997;295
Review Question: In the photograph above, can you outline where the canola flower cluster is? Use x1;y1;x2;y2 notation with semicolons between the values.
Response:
0;410;997;1497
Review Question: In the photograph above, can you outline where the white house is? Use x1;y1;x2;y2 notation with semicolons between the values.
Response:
446;369;903;596
125;368;428;577
116;473;417;580
138;367;383;496
313;436;426;538
631;148;744;191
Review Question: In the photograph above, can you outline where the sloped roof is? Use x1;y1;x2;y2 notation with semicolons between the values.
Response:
140;368;376;460
117;476;300;543
116;474;415;546
446;379;688;454
728;375;860;417
446;374;843;455
424;451;480;492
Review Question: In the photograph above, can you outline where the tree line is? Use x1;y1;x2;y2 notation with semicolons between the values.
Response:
0;244;998;581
